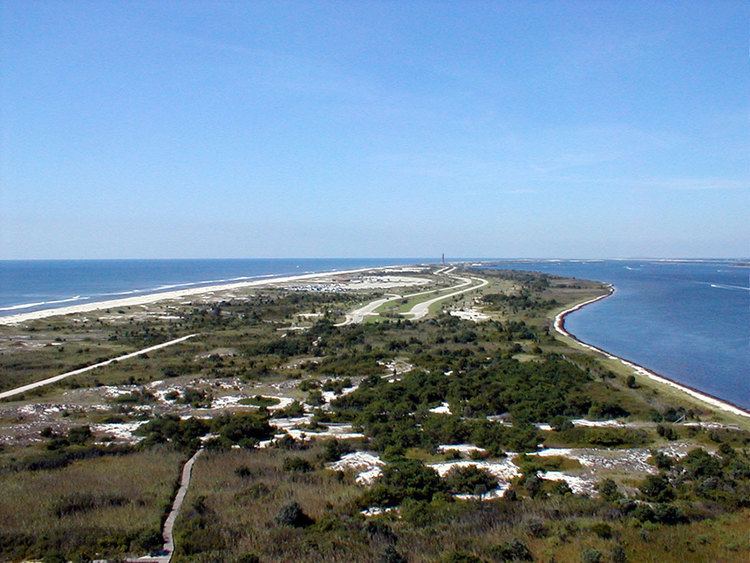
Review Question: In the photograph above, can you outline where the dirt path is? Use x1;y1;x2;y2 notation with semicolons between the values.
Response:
0;333;198;400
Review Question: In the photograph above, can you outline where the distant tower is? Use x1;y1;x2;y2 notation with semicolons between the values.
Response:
442;253;445;265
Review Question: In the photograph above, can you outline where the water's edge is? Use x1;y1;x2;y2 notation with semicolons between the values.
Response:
555;286;750;418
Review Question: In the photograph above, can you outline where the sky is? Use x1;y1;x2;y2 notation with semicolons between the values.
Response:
1;1;748;259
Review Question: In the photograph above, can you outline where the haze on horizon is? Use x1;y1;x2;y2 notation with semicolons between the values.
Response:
1;1;748;260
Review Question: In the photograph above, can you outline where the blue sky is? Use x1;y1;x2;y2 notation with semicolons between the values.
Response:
1;1;747;259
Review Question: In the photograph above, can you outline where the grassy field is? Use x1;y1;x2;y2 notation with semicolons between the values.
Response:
0;447;184;560
174;445;369;561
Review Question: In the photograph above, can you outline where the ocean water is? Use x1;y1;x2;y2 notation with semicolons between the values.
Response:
481;260;750;410
0;259;426;314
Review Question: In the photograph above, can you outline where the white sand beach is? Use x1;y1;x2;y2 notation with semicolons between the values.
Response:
0;266;396;326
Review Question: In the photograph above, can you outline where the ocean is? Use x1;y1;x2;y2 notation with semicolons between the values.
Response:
481;260;749;410
0;258;425;314
1;258;747;409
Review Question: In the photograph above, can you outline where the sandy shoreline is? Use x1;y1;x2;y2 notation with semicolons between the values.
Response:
0;266;395;326
553;287;750;419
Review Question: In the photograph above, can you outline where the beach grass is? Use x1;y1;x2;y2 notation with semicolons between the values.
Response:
0;446;183;560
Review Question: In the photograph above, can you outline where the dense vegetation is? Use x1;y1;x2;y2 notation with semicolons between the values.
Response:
1;268;748;561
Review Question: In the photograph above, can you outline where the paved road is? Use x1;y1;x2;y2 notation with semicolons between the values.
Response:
334;294;401;326
335;273;475;326
403;276;489;320
0;334;198;400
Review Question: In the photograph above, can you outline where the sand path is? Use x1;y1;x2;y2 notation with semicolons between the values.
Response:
0;333;198;400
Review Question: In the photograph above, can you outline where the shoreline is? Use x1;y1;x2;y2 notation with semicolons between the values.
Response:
553;287;750;419
0;266;399;326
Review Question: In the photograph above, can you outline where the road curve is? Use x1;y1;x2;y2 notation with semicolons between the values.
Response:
334;294;401;326
403;276;489;320
335;276;474;326
0;334;198;400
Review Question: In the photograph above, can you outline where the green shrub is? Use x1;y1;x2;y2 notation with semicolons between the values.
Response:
443;465;498;495
656;424;677;441
590;522;612;539
595;478;621;502
488;539;533;561
319;439;353;462
274;502;313;528
611;544;627;563
272;400;306;418
639;475;674;502
238;395;280;408
282;456;313;472
526;517;548;538
444;551;482;562
379;545;407;563
365;460;445;506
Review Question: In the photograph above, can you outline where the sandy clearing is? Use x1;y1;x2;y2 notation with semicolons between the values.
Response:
428;457;521;481
329;451;385;484
539;471;596;495
449;308;490;322
428;457;521;499
437;444;487;454
92;421;147;443
429;402;452;414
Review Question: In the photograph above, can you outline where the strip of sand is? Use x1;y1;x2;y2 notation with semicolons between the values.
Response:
553;288;750;419
0;334;198;400
0;266;395;326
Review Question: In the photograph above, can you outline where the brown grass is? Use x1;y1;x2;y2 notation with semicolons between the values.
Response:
0;446;184;560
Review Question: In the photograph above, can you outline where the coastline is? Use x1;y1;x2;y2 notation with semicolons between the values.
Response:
553;286;750;419
0;266;396;326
